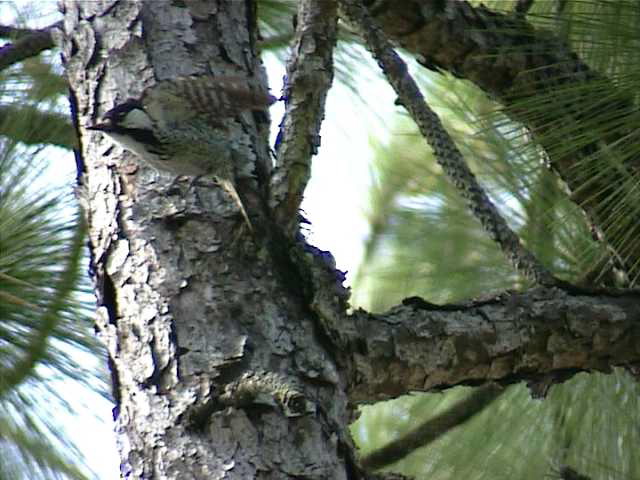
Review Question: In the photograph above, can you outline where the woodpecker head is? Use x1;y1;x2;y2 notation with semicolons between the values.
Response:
88;100;164;161
87;76;276;175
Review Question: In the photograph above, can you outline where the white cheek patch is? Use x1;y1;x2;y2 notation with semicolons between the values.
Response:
103;131;160;163
121;109;154;130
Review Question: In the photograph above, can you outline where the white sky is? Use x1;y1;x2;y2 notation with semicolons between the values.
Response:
1;2;398;477
265;53;396;282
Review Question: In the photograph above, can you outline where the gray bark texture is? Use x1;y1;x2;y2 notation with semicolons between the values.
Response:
61;1;355;478
59;0;640;479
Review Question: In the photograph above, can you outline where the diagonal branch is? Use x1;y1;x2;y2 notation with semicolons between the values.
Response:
0;22;60;72
364;1;640;284
339;0;556;285
514;0;536;18
271;0;338;236
556;465;591;480
360;383;504;471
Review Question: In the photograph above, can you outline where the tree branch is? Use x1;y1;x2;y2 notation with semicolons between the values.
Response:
339;0;556;285
0;22;60;72
514;0;535;18
362;0;640;282
360;383;504;471
271;0;337;236
557;465;591;480
346;287;640;403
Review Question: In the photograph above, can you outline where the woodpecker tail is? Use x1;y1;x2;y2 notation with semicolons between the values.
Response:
219;178;253;232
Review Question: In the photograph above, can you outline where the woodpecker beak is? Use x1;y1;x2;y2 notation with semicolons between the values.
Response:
87;121;110;132
88;99;147;133
86;123;106;132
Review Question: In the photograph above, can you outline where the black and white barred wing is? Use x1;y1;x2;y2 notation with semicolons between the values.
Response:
142;76;275;130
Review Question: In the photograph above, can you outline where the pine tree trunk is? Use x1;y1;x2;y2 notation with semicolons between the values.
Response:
61;1;355;478
60;1;640;478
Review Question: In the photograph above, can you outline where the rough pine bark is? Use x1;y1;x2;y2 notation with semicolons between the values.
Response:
59;0;640;478
61;0;356;478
